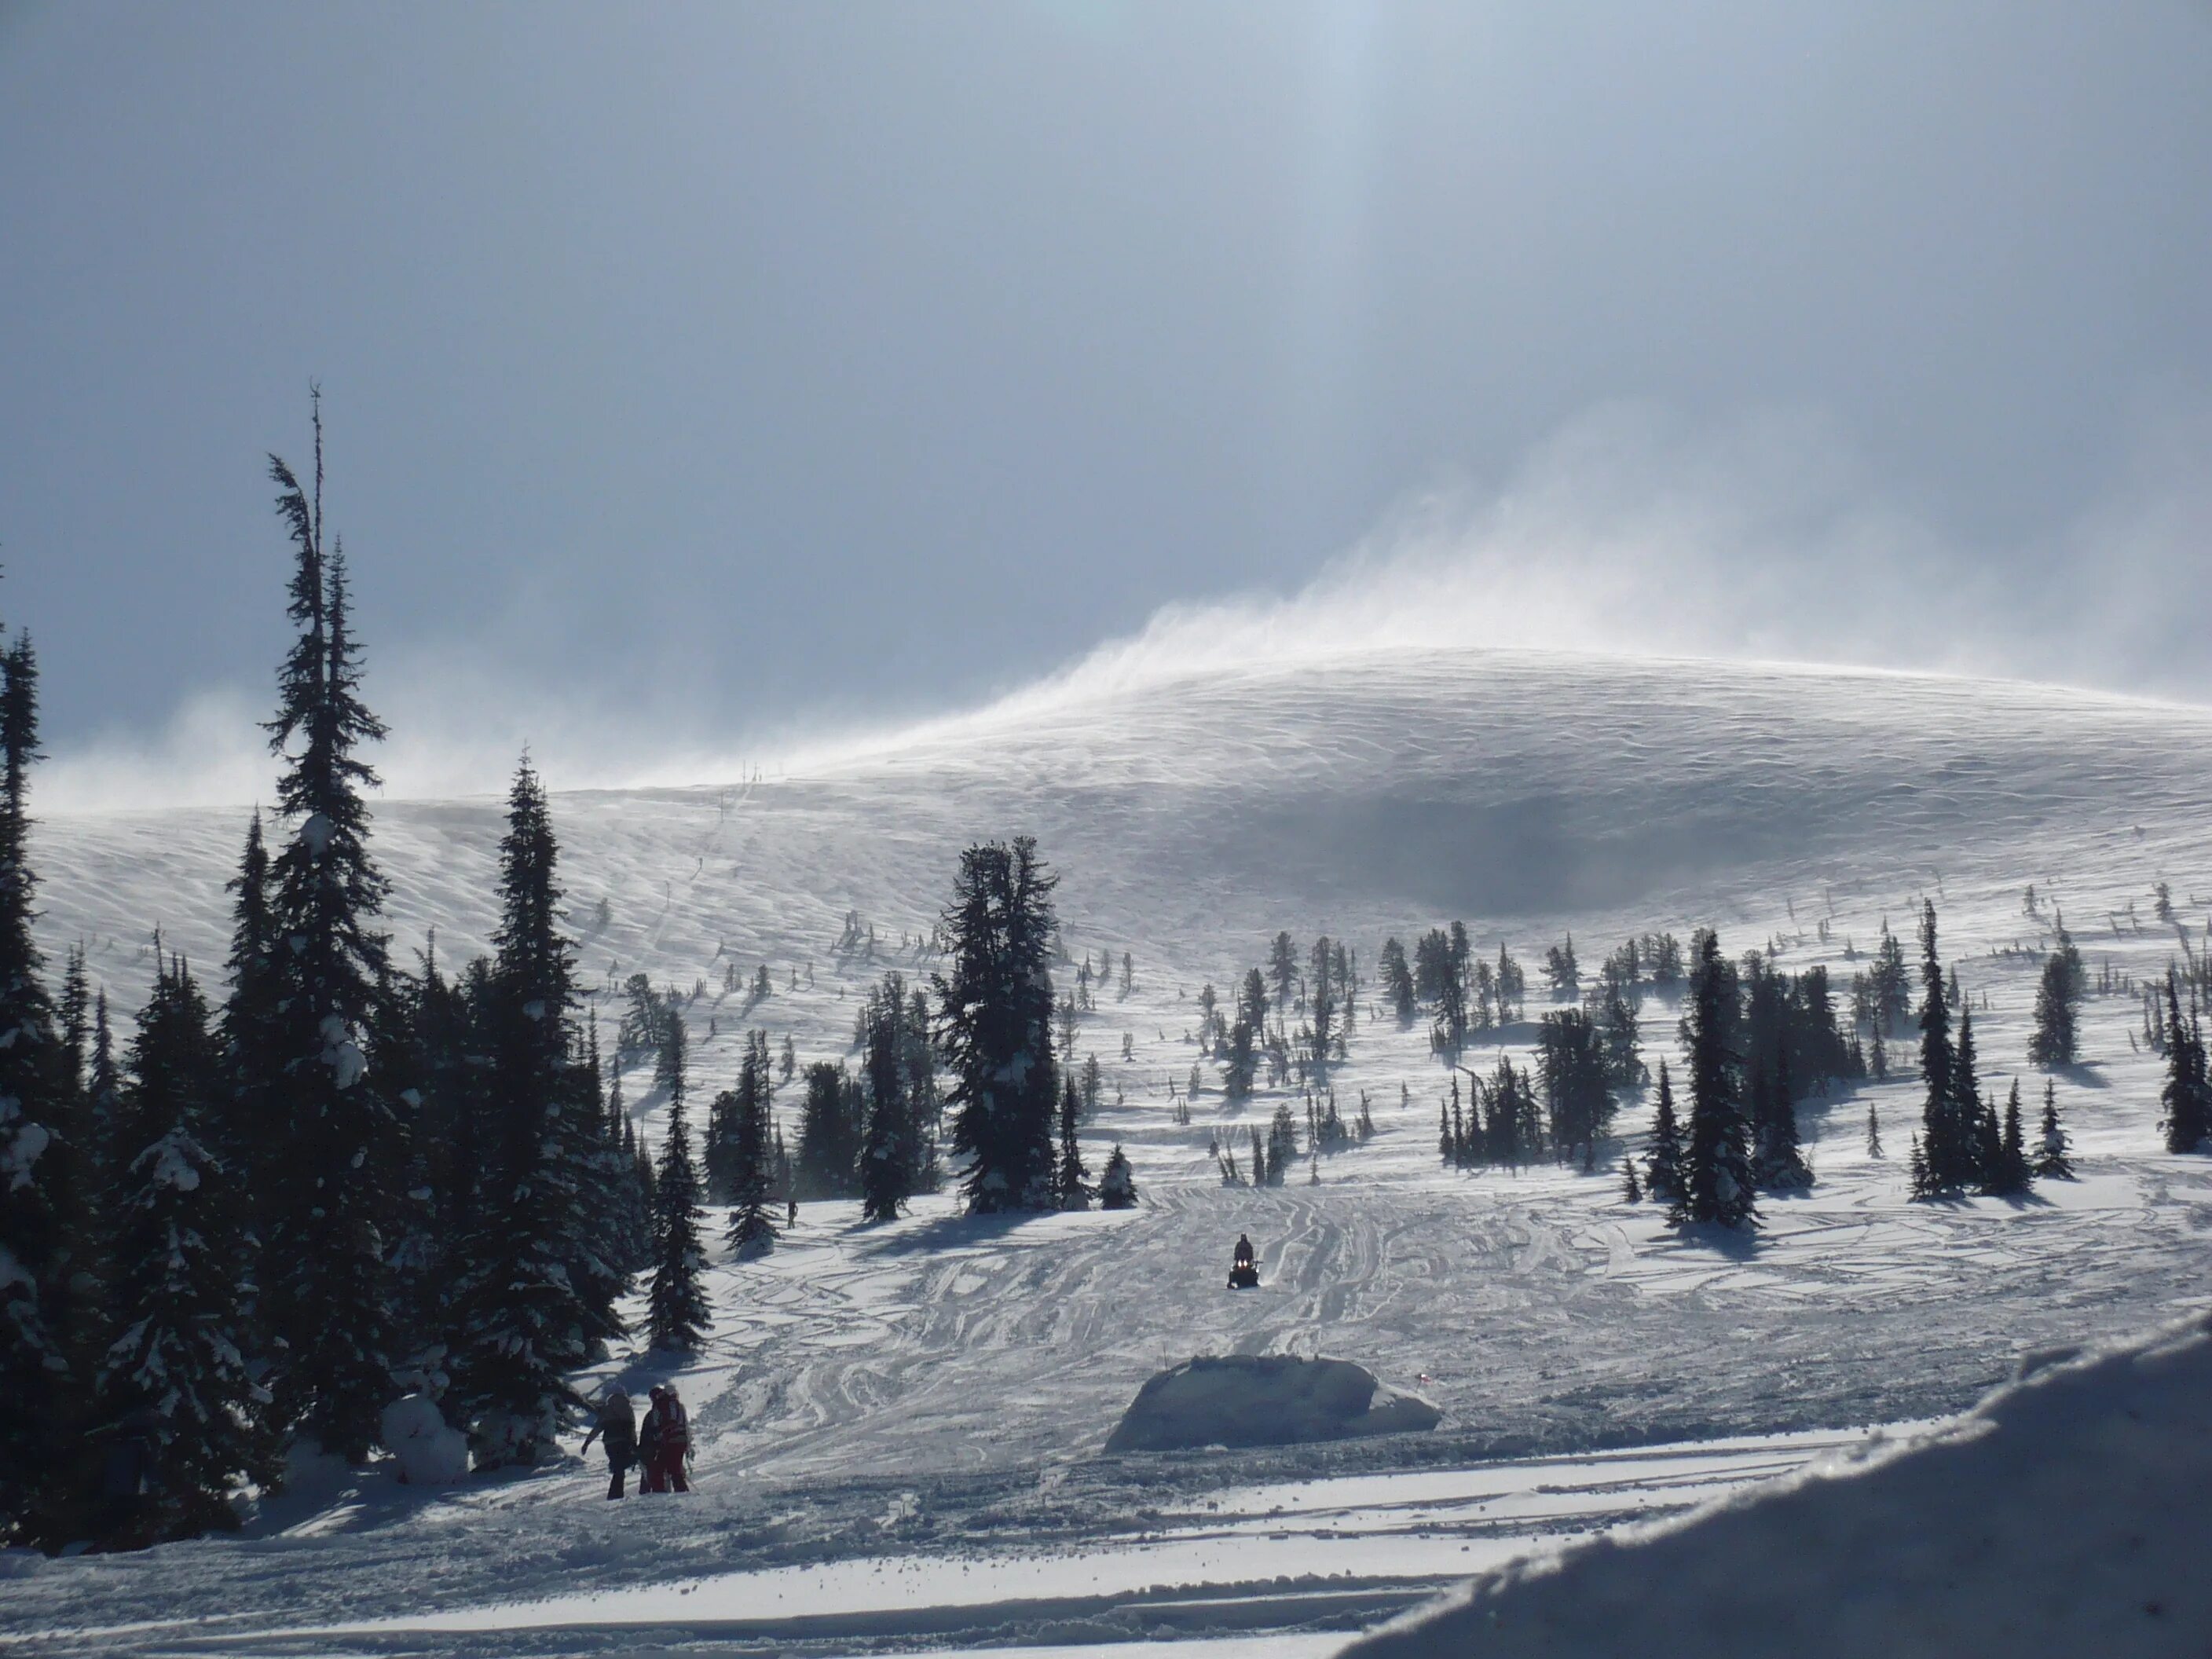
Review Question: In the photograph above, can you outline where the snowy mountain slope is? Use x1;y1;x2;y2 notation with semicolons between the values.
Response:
13;644;2212;1654
1342;1310;2212;1659
39;645;2212;1016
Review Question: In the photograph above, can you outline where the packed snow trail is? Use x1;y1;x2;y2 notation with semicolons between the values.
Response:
0;1426;1895;1656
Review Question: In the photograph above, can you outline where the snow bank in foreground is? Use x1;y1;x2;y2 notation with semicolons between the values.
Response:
1340;1312;2212;1658
1104;1355;1439;1454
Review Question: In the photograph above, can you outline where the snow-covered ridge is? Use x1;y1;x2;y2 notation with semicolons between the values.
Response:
35;644;2212;1024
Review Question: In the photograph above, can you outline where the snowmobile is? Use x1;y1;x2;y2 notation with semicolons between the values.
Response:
1227;1235;1260;1290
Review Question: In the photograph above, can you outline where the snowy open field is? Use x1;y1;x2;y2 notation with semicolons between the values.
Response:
9;645;2212;1654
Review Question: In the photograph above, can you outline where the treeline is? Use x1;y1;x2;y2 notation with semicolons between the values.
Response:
0;408;1135;1555
0;411;663;1550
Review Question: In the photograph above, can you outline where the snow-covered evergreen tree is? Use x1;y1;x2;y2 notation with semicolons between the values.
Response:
0;615;79;1545
1264;1101;1298;1186
2158;969;2210;1155
1054;1077;1090;1210
94;955;269;1542
1643;1059;1684;1204
933;838;1060;1213
646;1050;712;1350
1097;1144;1137;1208
859;984;916;1223
1594;974;1645;1087
1379;938;1416;1025
216;809;284;1263
447;759;624;1469
1988;1079;2033;1196
2027;922;2085;1068
723;1031;778;1259
1674;931;1756;1229
1535;1009;1612;1167
255;402;401;1462
792;1058;860;1199
1957;1013;2001;1191
2034;1079;2073;1178
1915;902;1969;1196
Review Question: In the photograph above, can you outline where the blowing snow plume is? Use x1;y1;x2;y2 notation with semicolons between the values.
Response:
970;397;2212;732
36;398;2212;815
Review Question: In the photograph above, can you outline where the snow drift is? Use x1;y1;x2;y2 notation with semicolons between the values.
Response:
1339;1311;2212;1658
1105;1354;1440;1454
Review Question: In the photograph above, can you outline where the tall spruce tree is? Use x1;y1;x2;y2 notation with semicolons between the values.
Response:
448;760;624;1469
2159;970;2210;1154
933;838;1060;1213
1379;938;1416;1025
94;955;269;1543
1674;931;1756;1229
792;1059;861;1199
646;1036;712;1349
1957;1012;2000;1190
1643;1059;1685;1204
1054;1077;1090;1210
0;607;79;1544
724;1031;778;1258
1915;902;1969;1196
2027;922;2085;1067
256;401;401;1461
217;810;284;1252
859;983;917;1223
1990;1079;2032;1195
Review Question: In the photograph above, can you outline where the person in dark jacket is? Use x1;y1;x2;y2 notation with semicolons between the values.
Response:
580;1390;639;1499
637;1387;666;1492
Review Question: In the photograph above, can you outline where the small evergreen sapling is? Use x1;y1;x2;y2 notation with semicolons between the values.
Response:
2034;1079;2074;1178
1097;1144;1137;1208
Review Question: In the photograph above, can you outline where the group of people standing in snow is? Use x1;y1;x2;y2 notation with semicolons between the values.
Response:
581;1385;691;1498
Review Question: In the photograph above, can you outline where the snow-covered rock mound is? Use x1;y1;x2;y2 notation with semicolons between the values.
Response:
1104;1354;1440;1453
1339;1311;2212;1658
377;1394;470;1486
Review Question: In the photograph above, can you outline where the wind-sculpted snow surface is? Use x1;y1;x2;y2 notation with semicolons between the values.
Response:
14;646;2212;1654
1342;1312;2212;1659
38;646;2212;1011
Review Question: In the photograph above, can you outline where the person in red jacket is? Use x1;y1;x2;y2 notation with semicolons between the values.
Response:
643;1384;690;1493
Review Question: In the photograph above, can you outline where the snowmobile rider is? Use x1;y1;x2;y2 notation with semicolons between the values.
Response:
580;1390;638;1500
1228;1232;1260;1289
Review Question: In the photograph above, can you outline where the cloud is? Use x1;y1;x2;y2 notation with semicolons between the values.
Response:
37;397;2212;815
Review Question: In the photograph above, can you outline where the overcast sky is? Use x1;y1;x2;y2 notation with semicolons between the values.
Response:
4;2;2210;800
